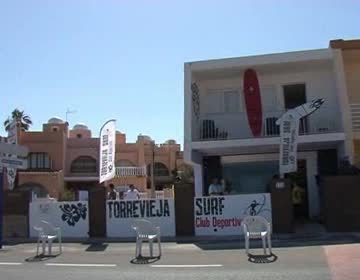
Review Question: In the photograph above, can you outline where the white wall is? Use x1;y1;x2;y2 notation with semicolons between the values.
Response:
30;201;89;238
194;194;272;236
193;64;342;140
106;199;176;237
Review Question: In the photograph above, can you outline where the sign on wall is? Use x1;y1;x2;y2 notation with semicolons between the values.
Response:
30;201;89;238
194;194;271;236
106;199;176;237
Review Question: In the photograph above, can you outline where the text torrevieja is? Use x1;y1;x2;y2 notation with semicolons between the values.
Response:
108;200;171;218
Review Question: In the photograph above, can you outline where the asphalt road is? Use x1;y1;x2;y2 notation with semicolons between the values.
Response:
0;242;358;280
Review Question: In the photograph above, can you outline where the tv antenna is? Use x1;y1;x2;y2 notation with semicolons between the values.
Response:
66;108;77;122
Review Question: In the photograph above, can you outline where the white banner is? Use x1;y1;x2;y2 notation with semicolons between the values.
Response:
278;113;299;174
29;201;89;238
106;199;176;237
276;99;324;175
194;194;272;236
99;120;116;183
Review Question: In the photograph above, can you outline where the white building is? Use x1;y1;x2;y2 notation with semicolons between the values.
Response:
184;47;352;219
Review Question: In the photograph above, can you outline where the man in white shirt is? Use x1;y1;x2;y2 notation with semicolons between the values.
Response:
208;178;224;196
125;184;140;200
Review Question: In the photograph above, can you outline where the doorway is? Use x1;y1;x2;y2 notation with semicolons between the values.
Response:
283;84;308;133
287;160;309;220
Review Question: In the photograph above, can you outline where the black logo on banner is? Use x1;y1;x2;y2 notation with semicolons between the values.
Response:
242;195;270;216
59;203;87;226
108;200;170;218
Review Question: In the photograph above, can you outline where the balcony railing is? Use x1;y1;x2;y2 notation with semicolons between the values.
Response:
115;166;147;177
194;111;342;141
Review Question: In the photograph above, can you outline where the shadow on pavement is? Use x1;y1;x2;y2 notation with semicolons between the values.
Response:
193;235;360;251
130;256;160;265
85;243;108;252
247;253;278;264
25;254;59;262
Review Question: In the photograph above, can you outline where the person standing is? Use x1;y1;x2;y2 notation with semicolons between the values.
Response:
208;178;223;196
292;182;306;217
107;184;117;200
125;184;140;200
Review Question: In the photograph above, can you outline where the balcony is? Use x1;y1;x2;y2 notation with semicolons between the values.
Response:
193;110;342;142
115;166;147;177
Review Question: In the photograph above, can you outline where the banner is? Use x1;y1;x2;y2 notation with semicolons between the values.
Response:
29;201;89;238
99;120;116;183
276;99;324;175
194;194;271;236
106;199;176;237
277;113;299;174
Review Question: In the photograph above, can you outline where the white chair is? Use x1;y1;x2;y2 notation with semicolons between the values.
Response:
33;220;62;256
242;216;272;255
132;219;161;258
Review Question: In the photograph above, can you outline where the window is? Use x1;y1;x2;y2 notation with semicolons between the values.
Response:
283;84;308;133
71;156;97;173
52;127;58;132
205;91;223;113
261;85;280;113
77;134;82;139
283;84;306;109
28;153;51;170
224;90;240;113
205;89;241;113
154;162;169;176
147;162;170;176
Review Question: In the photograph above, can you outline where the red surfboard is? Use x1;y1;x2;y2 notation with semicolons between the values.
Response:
243;69;262;137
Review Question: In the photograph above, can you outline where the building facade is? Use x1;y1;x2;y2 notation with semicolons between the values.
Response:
5;118;187;199
184;40;360;220
330;39;360;164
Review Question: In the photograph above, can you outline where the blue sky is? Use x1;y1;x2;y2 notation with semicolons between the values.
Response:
1;0;359;146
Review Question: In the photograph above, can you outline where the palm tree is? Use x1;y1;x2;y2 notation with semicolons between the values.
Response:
4;109;33;132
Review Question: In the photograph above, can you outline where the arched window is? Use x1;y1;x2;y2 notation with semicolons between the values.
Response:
147;162;170;176
28;153;51;170
154;162;170;176
71;156;97;173
17;183;48;198
116;159;135;167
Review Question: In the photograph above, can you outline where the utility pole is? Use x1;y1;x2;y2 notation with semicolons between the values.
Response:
150;140;155;198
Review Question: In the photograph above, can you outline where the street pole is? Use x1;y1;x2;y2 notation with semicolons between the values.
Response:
0;168;4;249
150;141;155;198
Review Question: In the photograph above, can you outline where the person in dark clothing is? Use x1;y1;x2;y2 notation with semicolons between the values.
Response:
107;184;117;200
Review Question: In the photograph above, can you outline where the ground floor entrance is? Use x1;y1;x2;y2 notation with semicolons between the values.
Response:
202;152;320;221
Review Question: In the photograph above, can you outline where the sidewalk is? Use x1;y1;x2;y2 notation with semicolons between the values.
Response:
4;230;360;248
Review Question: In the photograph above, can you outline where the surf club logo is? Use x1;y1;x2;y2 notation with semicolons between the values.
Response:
242;195;271;216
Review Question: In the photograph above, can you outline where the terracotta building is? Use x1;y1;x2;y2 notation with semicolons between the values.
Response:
6;117;187;199
330;39;360;164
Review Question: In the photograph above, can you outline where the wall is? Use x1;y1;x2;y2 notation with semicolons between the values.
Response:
194;194;271;236
20;123;67;171
342;50;360;104
18;170;64;199
66;138;99;176
29;201;89;237
106;198;176;237
194;62;342;140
